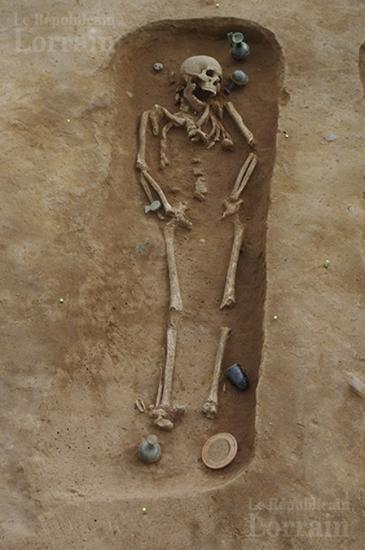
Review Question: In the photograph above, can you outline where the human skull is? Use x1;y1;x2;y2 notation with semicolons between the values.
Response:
179;55;223;111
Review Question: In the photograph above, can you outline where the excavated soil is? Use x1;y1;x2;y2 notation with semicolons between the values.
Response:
2;3;365;549
26;19;281;499
112;20;281;493
24;20;281;502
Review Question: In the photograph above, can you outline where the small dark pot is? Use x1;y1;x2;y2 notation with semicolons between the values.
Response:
225;364;249;391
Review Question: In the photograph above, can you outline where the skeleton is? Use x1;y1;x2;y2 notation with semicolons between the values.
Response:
136;55;258;430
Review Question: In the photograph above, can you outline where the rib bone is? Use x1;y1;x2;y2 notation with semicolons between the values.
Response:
202;326;231;419
220;214;244;309
196;104;210;128
149;323;185;430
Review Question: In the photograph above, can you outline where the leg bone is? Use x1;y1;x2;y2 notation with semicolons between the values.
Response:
149;323;185;430
202;326;231;419
164;220;183;312
220;214;244;309
154;365;163;408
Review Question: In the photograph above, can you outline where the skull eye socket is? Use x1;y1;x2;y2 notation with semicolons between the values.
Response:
206;70;215;77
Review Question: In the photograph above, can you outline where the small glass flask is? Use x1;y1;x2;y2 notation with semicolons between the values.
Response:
137;434;161;464
227;32;250;61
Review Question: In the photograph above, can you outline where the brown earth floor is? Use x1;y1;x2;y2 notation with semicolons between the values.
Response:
0;1;364;549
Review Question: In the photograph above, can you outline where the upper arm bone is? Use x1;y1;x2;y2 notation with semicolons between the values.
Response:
225;101;255;146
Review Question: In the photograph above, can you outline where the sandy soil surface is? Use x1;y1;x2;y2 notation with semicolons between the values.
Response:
0;1;364;549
